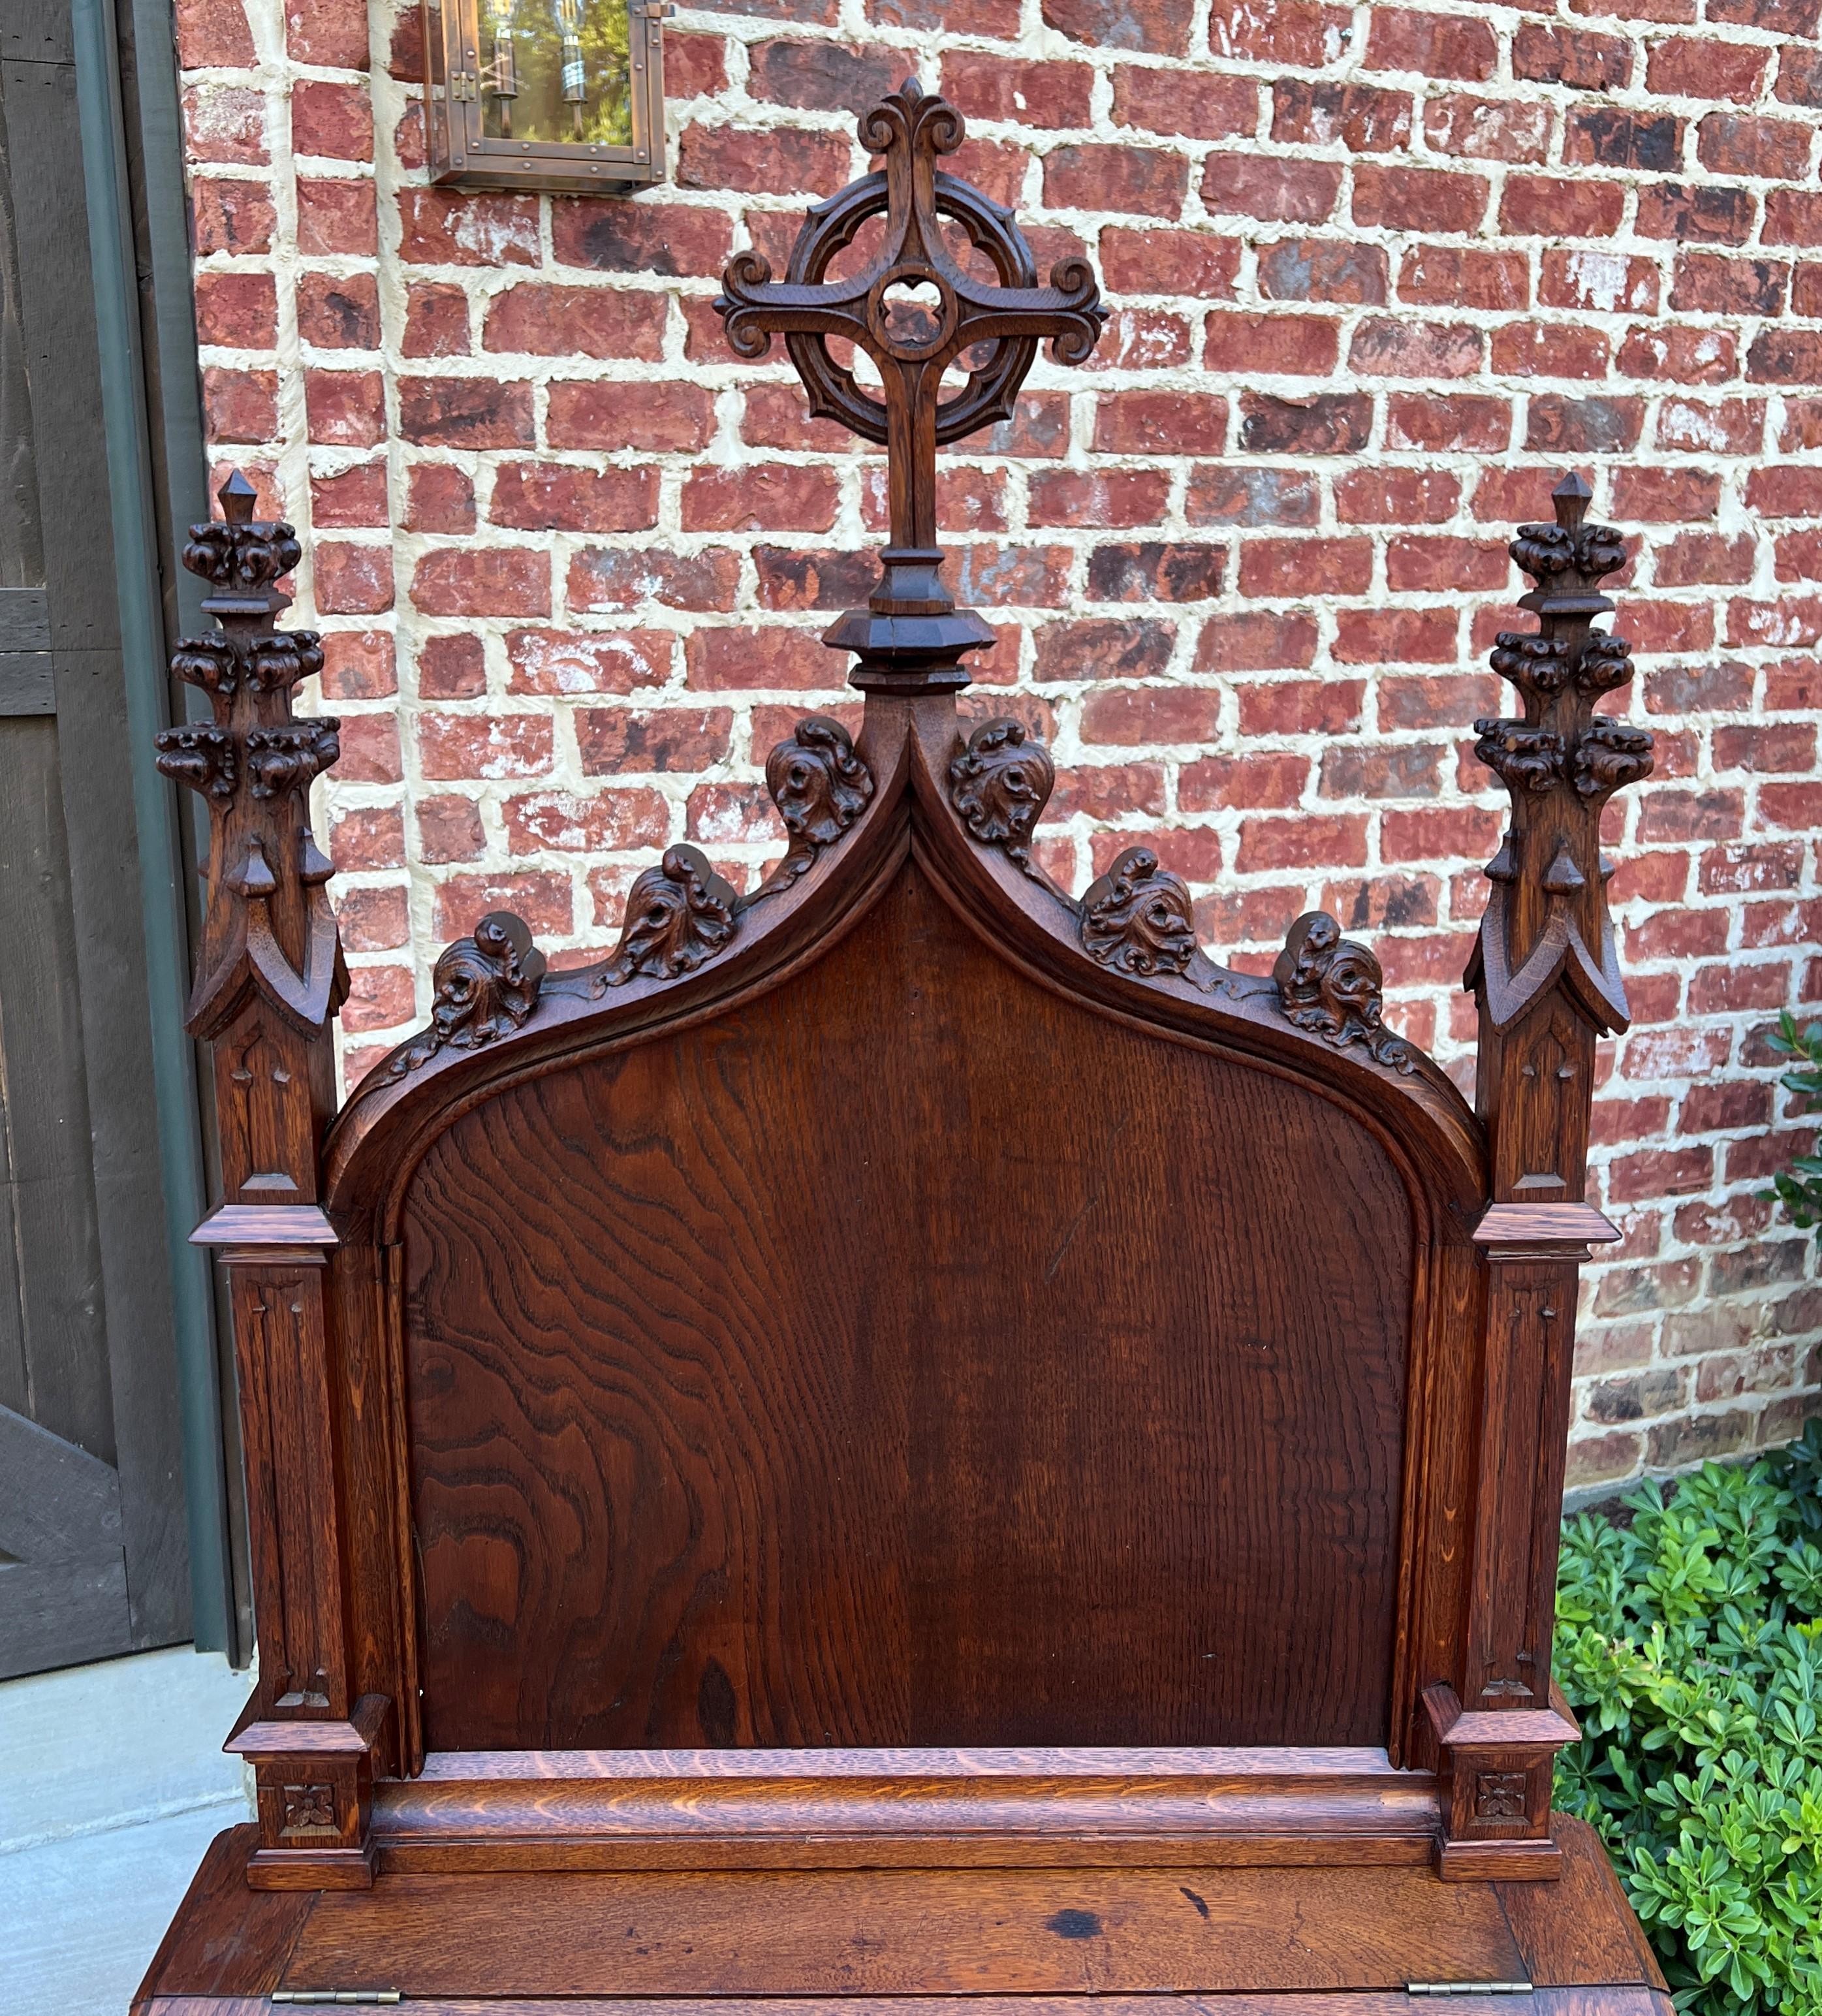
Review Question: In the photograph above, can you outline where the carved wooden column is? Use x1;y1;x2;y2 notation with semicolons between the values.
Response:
156;473;385;1889
1421;475;1654;1878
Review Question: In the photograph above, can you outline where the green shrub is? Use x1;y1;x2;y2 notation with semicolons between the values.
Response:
1766;1013;1822;1242
1554;1421;1822;2013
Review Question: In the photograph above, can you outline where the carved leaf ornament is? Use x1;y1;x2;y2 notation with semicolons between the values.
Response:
1080;849;1199;979
599;846;740;989
948;717;1054;868
1273;913;1415;1075
762;716;873;882
383;913;548;1081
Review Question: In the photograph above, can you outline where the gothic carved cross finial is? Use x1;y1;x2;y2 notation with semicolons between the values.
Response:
715;78;1105;692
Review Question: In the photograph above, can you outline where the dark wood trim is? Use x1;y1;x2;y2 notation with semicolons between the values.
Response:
369;1745;1441;1872
1474;1203;1621;1248
191;1203;339;1248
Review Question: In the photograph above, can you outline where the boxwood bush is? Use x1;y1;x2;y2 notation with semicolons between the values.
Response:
1554;1421;1822;2013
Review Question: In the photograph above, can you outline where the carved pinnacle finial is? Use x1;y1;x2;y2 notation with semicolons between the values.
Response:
155;473;343;1041
714;83;1105;695
1468;472;1652;1043
219;467;259;524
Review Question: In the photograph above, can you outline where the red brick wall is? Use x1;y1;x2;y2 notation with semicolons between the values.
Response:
174;0;1822;1485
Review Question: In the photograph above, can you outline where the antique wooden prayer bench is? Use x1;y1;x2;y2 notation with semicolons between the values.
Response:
137;80;1669;2016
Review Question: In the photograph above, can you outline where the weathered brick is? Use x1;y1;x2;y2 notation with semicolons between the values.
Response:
552;200;734;278
291;80;371;161
398;189;540;266
191;180;275;257
1110;67;1254;140
1257;240;1389;306
177;0;255;66
490;462;659;534
677;124;853;195
411;548;550;618
683;465;840;533
569;546;741;614
1032;619;1175;682
1272;80;1412;153
1086;543;1225;602
399;377;533;449
1514;23;1631;90
1699;112;1814;181
1043;0;1193;53
296;273;379;351
1206;312;1339;376
1202;156;1341;225
1043;144;1187;219
1184;467;1319;528
1236;392;1370;454
1100;228;1238;299
417;635;486;701
1366;8;1497;78
432;872;571;942
1353;165;1490;234
947;52;1095;128
305;368;383;447
311;463;388;529
405;465;475;535
1208;0;1349;65
578;707;734;776
419;713;554;781
1093;392;1226;455
296;178;377;256
401;284;469;359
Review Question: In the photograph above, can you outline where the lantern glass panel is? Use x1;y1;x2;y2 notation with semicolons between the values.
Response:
477;0;633;147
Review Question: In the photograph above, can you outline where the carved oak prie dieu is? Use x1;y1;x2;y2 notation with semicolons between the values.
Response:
148;84;1665;2011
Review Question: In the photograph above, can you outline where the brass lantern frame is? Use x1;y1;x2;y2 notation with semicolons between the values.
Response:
423;0;665;193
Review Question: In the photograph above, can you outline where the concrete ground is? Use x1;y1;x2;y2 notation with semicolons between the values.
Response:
0;1646;255;2015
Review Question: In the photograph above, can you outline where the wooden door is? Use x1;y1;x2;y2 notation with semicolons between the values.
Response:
0;8;192;1675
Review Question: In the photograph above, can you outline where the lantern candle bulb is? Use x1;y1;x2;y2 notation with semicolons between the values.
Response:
484;0;518;134
554;0;588;138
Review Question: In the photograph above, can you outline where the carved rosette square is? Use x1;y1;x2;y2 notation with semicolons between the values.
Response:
1474;1771;1530;1821
280;1782;338;1836
253;1755;363;1853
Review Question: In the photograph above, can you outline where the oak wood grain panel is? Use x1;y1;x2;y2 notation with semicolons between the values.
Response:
289;1862;1520;1996
130;1825;313;2009
1497;1818;1667;1991
402;865;1414;1752
370;1742;1441;1869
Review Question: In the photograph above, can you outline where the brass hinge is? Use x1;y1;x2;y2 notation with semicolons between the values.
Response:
271;1994;402;2007
1407;1986;1534;1999
448;71;477;101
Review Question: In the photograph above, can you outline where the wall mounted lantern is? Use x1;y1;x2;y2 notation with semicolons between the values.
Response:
423;0;665;192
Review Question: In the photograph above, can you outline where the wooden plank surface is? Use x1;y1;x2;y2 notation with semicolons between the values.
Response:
0;584;47;648
0;717;113;1461
132;1826;312;2010
1498;1818;1666;1991
288;1863;1522;1998
0;652;54;712
139;1817;1663;2012
5;31;191;1650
